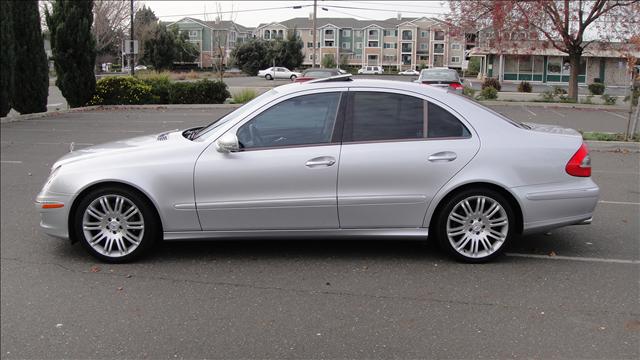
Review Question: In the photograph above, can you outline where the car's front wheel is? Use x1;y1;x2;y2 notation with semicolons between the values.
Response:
290;74;297;81
265;74;273;80
74;186;159;263
435;188;514;263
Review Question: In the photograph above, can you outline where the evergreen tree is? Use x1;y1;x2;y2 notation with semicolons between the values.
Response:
282;28;304;70
141;24;177;71
0;0;15;117
231;39;271;76
46;0;96;108
134;5;159;62
11;0;49;114
172;27;200;64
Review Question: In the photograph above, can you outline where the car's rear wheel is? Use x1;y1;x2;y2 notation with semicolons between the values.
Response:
74;186;159;263
265;74;273;80
435;188;514;263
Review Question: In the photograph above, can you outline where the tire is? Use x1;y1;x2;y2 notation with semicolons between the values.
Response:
74;186;160;263
434;188;515;263
290;75;297;81
265;74;273;80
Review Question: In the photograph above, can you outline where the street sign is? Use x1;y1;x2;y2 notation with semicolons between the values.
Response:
122;40;138;55
461;60;469;70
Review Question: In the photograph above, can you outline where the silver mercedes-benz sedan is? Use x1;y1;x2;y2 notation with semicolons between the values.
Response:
36;77;599;263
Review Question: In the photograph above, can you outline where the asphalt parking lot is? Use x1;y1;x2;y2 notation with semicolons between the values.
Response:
1;109;639;359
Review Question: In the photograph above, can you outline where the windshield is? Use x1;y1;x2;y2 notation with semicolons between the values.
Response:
419;70;459;81
193;89;279;140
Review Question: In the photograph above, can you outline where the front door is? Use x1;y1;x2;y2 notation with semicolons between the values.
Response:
194;90;344;230
337;89;480;228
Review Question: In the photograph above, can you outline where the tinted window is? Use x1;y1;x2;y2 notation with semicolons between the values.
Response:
348;92;424;141
427;103;470;138
237;93;341;149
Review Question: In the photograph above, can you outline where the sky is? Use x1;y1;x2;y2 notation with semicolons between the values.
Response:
142;0;450;27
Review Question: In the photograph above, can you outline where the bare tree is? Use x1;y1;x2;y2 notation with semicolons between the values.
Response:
207;2;237;82
448;0;640;101
93;0;139;65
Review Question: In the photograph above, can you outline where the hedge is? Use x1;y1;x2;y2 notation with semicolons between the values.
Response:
89;76;230;105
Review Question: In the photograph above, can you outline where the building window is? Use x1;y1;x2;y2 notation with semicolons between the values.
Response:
383;29;396;37
264;30;271;39
451;56;461;63
307;42;313;48
294;30;301;38
368;41;379;47
420;43;428;50
401;43;412;53
451;43;461;50
324;41;335;47
309;54;314;60
368;29;379;39
383;43;393;49
324;29;334;40
277;30;284;39
402;30;412;41
420;30;429;38
342;42;350;49
434;30;445;41
356;42;362;49
402;54;411;65
433;43;444;54
355;54;362;59
355;30;363;37
188;30;198;38
343;29;351;37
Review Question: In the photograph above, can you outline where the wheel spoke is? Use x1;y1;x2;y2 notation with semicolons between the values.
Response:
461;200;473;215
100;197;113;214
447;226;466;237
486;203;502;218
123;233;140;245
454;234;471;251
487;229;506;241
114;196;124;214
123;207;139;220
479;237;493;252
90;232;106;245
125;221;144;230
475;197;485;213
489;217;508;227
83;225;102;231
449;212;466;224
87;206;105;219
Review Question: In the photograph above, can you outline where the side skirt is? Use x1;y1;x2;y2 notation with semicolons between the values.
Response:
163;228;429;241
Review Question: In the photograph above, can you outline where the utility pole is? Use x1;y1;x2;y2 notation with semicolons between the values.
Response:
312;0;317;68
130;0;135;76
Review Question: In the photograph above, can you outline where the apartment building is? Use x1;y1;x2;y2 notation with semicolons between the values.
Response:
256;17;472;70
168;17;254;67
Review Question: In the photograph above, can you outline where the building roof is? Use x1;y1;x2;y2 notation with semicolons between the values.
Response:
470;40;640;58
271;17;431;30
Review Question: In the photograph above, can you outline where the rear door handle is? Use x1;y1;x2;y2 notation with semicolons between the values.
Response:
428;151;457;162
305;156;336;167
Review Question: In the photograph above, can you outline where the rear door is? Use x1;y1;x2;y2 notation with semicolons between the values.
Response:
337;88;480;228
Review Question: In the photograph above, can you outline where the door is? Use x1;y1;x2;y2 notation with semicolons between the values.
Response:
275;67;288;79
194;91;345;231
337;89;480;228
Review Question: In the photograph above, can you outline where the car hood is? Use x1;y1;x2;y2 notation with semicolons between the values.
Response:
52;129;184;168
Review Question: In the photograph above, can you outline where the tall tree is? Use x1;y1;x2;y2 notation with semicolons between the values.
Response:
141;24;177;71
231;39;271;76
134;5;158;60
0;0;15;117
282;27;304;69
46;0;96;108
172;27;200;64
449;0;640;101
93;0;133;65
11;0;49;114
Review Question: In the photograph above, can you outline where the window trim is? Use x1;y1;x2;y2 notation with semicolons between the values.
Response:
341;89;473;144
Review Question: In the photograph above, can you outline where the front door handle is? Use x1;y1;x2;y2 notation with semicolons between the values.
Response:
428;151;457;162
305;156;336;167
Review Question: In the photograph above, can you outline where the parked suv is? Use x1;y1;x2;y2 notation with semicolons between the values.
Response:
358;66;383;75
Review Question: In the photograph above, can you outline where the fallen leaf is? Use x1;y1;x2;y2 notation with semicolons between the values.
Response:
117;287;123;291
90;266;100;273
548;251;557;257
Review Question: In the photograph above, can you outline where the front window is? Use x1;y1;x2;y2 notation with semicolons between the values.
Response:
434;30;445;40
402;30;412;41
401;43;412;53
236;93;341;149
451;43;461;50
343;29;351;37
433;43;444;54
451;56;461;63
368;41;379;47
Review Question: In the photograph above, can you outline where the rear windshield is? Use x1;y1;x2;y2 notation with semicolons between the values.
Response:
419;70;458;81
303;70;334;78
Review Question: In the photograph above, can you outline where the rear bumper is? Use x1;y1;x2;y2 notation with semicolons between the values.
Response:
512;179;599;235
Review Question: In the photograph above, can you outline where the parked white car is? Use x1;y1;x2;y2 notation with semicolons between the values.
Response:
258;67;302;80
357;66;383;75
398;69;419;76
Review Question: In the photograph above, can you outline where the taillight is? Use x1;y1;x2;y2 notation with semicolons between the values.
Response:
449;83;463;90
566;143;591;177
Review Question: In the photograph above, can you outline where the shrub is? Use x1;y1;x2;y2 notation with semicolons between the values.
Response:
231;88;258;104
479;86;498;100
462;86;476;98
623;85;639;106
140;74;171;104
481;77;501;91
601;94;617;105
540;90;556;102
89;76;152;105
168;79;230;104
553;86;567;95
517;81;532;93
588;82;605;95
581;95;594;104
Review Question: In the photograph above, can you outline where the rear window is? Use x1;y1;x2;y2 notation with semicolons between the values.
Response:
303;70;334;78
419;70;458;81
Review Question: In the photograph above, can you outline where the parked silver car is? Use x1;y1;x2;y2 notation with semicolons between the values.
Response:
36;78;598;263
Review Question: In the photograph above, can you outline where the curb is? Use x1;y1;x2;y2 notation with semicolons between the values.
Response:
480;100;629;110
585;140;640;152
1;104;241;124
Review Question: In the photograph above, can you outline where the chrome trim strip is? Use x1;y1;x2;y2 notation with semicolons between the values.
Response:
196;197;336;210
164;228;429;241
525;187;599;201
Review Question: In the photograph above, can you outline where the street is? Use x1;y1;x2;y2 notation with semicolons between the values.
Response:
1;108;639;359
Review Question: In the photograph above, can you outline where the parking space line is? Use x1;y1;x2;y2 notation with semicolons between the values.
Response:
604;111;626;119
0;160;22;164
547;108;566;117
522;106;537;116
506;253;639;264
598;200;640;206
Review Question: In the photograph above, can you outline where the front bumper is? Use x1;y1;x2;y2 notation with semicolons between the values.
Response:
35;191;74;240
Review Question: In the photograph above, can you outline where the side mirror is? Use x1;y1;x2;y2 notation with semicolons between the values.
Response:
215;133;240;153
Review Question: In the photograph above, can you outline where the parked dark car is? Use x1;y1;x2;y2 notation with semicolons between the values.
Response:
414;68;464;93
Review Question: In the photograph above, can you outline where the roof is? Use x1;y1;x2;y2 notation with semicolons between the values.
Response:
470;40;640;58
272;17;431;30
169;17;253;33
